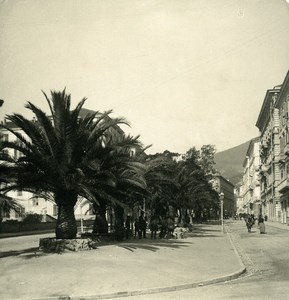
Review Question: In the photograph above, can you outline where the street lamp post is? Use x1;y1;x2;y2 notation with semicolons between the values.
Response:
80;201;84;234
219;192;224;233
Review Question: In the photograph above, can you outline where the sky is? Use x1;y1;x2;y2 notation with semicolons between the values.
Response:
1;0;289;155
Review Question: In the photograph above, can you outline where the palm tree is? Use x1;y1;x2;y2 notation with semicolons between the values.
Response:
175;148;219;223
144;152;179;218
0;89;132;239
90;134;147;237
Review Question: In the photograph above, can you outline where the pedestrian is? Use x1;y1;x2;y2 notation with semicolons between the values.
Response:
149;215;159;239
134;218;139;239
245;214;253;233
125;216;131;239
159;217;167;238
258;215;266;234
167;218;175;238
138;214;147;239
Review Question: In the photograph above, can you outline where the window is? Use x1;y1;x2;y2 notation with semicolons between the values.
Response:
88;203;93;215
130;148;136;157
281;167;284;180
15;206;25;218
0;134;8;142
53;205;58;216
17;190;22;196
32;198;39;206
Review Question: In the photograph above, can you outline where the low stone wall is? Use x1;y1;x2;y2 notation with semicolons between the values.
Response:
39;238;98;253
1;219;94;234
1;221;56;233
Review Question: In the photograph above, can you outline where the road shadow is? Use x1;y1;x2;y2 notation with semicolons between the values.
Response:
0;247;49;259
185;224;223;238
115;238;192;252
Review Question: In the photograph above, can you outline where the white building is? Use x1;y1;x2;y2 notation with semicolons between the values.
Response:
242;137;261;216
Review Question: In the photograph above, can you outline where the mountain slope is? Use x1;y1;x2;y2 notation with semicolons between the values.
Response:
214;140;252;186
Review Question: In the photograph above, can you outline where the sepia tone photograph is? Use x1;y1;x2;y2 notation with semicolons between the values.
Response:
0;0;289;299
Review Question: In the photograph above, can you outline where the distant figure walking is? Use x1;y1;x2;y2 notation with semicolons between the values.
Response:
125;216;131;239
159;217;168;239
149;215;159;239
245;214;254;233
258;215;266;234
134;218;139;239
138;214;147;239
167;218;175;238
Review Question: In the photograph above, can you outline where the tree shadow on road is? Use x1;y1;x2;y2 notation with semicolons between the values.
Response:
0;247;49;259
116;238;192;252
185;225;223;238
110;225;223;252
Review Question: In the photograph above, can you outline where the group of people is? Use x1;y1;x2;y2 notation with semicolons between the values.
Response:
133;214;148;239
125;214;186;240
245;214;266;234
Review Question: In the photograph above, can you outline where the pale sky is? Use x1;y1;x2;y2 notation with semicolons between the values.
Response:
1;0;289;154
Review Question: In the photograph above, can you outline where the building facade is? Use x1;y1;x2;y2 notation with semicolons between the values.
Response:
235;184;246;215
242;137;261;216
255;86;281;222
275;71;289;224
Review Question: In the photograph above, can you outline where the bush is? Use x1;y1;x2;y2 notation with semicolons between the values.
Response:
22;213;43;224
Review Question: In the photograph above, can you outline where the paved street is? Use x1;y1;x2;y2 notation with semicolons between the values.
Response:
121;220;289;300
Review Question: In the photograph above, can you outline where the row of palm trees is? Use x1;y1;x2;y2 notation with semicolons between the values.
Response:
0;90;219;239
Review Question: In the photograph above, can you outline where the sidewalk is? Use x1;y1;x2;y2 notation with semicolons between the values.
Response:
264;220;289;231
0;223;245;300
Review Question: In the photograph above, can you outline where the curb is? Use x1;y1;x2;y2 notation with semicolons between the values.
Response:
28;267;246;300
71;268;246;300
225;224;247;274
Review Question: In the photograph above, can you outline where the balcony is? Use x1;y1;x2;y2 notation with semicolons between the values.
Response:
278;152;286;163
285;144;289;155
277;177;289;193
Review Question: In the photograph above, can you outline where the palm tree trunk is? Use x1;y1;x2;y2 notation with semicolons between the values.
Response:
92;200;108;235
114;205;125;241
55;204;77;239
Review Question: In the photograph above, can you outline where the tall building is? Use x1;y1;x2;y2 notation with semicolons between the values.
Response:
242;137;261;216
256;86;281;222
235;184;246;215
274;70;289;224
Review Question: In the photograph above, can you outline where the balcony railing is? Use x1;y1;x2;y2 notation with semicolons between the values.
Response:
285;144;289;155
277;177;289;193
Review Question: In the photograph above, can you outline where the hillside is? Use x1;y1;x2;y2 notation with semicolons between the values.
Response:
214;140;252;186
